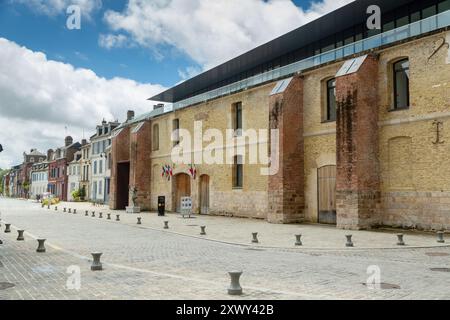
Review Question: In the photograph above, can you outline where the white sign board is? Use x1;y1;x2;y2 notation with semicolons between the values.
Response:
180;197;192;218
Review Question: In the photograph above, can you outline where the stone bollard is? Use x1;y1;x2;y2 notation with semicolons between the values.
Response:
227;271;243;295
91;253;103;271
17;230;25;241
73;209;77;215
99;212;103;219
36;239;46;253
63;208;67;213
397;234;405;246
437;231;445;243
68;208;72;214
85;211;89;216
345;235;354;247
107;213;111;220
0;239;3;245
295;234;302;246
251;232;259;244
164;221;169;229
200;226;206;235
137;217;142;225
92;212;95;218
116;215;120;222
55;206;58;211
4;223;11;233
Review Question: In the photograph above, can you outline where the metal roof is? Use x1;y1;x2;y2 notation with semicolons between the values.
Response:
150;0;418;103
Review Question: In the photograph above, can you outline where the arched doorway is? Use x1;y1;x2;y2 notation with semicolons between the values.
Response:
173;173;191;213
317;165;336;225
199;175;210;214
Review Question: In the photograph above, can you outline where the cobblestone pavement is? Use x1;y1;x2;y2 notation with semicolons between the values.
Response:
1;198;450;300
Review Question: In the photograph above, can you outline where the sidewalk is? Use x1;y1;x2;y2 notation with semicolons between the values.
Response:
43;200;448;250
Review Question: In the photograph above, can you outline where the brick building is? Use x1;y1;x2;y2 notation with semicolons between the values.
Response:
111;0;450;231
47;137;81;201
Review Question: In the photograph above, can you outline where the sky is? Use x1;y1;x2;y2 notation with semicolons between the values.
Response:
0;0;354;169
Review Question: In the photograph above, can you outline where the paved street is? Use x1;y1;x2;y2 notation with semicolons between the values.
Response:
1;197;450;300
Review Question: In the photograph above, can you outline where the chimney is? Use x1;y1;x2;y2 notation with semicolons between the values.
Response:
81;139;87;146
47;149;54;160
65;136;73;147
127;110;135;121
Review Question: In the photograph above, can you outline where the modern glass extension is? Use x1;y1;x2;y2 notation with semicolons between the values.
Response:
173;9;450;110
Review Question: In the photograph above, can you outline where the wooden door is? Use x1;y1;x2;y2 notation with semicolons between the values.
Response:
175;174;191;213
318;165;337;225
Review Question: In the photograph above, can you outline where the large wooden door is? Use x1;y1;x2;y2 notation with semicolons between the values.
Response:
318;165;337;225
175;173;191;213
116;162;130;210
199;175;210;214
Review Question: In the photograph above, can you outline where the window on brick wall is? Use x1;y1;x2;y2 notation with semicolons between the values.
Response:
232;155;243;189
232;102;243;136
152;124;160;151
326;78;337;121
172;119;180;146
393;59;410;110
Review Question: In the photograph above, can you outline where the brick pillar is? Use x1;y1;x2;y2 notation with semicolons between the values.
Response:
129;121;152;210
335;54;380;230
109;127;130;210
267;76;305;223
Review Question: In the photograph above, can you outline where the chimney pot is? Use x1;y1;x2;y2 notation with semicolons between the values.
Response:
127;110;135;121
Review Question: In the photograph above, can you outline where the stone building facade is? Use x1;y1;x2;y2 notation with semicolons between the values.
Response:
110;0;450;231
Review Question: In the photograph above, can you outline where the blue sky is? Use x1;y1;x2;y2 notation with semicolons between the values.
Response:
0;0;353;168
0;0;319;87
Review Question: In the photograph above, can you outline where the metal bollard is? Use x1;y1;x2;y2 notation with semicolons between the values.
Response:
397;234;405;246
17;230;25;241
107;213;111;220
92;212;95;218
63;208;66;213
85;210;89;216
47;205;50;210
73;209;77;214
251;232;259;244
437;231;445;243
164;221;169;229
200;226;206;235
36;239;46;253
68;208;72;214
137;217;142;225
227;271;243;295
91;253;103;271
4;223;11;233
295;234;302;246
345;235;354;247
116;215;120;221
55;206;58;211
99;212;103;219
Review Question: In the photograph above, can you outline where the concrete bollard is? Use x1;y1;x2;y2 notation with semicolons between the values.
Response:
99;212;103;219
73;209;77;214
137;217;142;225
437;231;445;243
252;232;259;244
85;210;89;216
68;208;72;214
17;230;25;241
36;239;46;253
92;212;95;218
164;221;169;229
116;215;120;221
200;226;206;235
63;208;67;213
4;223;11;233
227;271;243;295
91;252;103;271
397;234;405;246
345;235;354;247
295;234;302;246
107;213;111;220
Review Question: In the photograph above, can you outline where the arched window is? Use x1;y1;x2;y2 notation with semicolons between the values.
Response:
393;59;410;110
326;78;336;121
152;124;159;151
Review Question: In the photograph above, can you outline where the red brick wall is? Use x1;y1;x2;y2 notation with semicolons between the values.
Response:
267;76;305;223
110;127;130;209
335;54;381;229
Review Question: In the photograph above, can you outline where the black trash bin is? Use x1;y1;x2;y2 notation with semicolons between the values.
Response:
158;196;165;216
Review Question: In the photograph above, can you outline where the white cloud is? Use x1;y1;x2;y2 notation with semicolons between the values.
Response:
11;0;102;19
103;0;355;70
98;34;129;50
0;38;166;168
